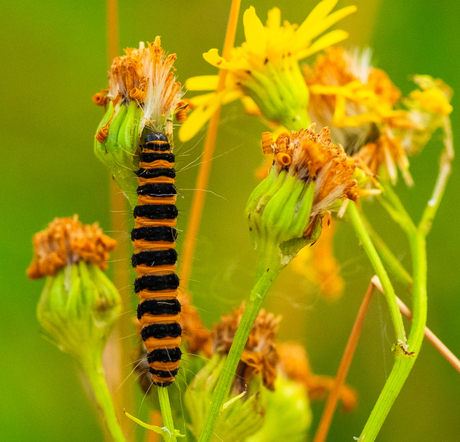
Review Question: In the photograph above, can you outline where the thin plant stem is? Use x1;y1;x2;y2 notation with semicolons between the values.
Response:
198;266;281;442
359;119;454;438
372;276;460;373
157;388;178;442
180;0;241;290
82;355;126;442
104;0;135;437
107;0;119;62
358;231;426;441
361;212;412;290
347;201;406;344
314;281;375;442
419;117;454;236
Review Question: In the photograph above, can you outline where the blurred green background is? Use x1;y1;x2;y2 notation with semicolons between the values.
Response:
2;0;459;441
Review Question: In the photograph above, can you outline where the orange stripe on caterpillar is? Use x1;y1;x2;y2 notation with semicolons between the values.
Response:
136;289;179;300
137;195;177;205
149;361;180;371
144;336;181;349
132;239;176;250
139;160;175;169
138;177;176;185
134;218;177;228
134;264;177;275
141;314;182;325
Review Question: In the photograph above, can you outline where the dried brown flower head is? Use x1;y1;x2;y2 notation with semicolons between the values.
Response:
27;215;117;279
212;303;281;391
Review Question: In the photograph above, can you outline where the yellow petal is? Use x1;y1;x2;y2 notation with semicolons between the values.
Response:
266;7;281;29
411;89;453;116
241;96;261;116
307;6;357;41
243;6;267;56
188;92;219;106
297;0;339;38
185;75;219;91
222;89;243;104
296;30;350;60
203;48;233;69
178;91;240;142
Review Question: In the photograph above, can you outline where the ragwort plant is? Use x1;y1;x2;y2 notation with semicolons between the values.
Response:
28;1;456;441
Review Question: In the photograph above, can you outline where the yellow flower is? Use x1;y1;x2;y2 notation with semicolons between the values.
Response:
305;47;408;149
180;1;356;141
401;75;453;155
305;48;454;186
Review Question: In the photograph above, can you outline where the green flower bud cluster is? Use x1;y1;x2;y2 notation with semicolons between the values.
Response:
241;57;310;131
94;100;143;208
38;261;122;358
246;167;318;272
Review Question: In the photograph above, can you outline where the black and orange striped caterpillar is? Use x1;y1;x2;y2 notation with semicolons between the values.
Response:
132;131;181;387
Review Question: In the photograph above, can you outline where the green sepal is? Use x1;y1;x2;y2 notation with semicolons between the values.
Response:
37;262;122;359
115;100;143;167
94;101;143;208
246;169;317;271
240;58;310;131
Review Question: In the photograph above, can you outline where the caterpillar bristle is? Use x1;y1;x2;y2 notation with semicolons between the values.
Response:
132;131;181;387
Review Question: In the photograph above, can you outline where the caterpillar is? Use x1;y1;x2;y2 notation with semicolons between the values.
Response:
132;131;182;387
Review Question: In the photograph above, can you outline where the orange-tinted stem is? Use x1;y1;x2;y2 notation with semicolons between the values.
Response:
314;281;375;442
371;276;460;374
104;0;135;438
107;0;119;62
179;0;241;290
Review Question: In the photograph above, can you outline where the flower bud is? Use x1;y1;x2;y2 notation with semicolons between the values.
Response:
93;37;185;207
185;304;281;440
27;216;121;358
246;125;358;271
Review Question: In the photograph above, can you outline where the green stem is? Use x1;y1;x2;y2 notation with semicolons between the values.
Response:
347;201;406;344
361;211;413;290
358;170;438;440
358;229;427;441
158;387;178;442
419;117;454;236
81;356;126;442
198;266;281;442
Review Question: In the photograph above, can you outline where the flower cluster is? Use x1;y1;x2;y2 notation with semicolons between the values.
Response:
305;47;453;184
93;37;186;206
180;1;356;141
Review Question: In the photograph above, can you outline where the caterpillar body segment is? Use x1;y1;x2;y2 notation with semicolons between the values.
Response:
132;132;181;387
